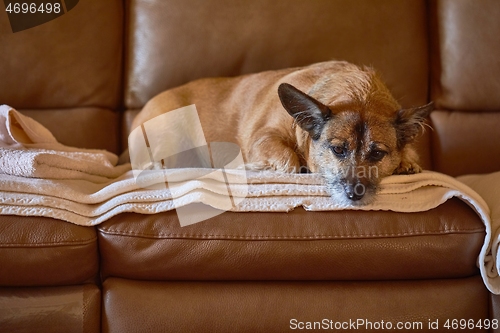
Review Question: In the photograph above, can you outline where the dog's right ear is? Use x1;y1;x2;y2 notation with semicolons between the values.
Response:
394;102;434;149
278;83;332;140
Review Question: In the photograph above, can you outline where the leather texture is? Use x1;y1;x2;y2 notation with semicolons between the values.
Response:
125;0;429;110
0;284;100;333
491;294;500;332
121;109;140;152
431;111;500;176
98;199;484;281
0;216;98;286
431;0;500;111
102;277;489;333
21;108;121;153
0;0;123;110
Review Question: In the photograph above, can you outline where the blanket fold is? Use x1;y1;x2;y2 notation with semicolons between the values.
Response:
1;105;500;295
0;105;131;182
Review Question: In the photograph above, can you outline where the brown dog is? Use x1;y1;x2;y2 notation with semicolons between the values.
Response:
131;61;432;204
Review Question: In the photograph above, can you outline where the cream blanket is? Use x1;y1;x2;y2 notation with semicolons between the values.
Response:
0;105;131;182
0;105;499;294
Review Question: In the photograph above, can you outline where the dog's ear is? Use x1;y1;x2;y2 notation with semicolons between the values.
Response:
395;102;434;148
278;83;332;140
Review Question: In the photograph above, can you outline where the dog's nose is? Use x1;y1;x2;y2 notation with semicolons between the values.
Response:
345;182;365;201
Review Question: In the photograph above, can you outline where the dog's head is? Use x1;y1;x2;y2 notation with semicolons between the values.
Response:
278;71;432;205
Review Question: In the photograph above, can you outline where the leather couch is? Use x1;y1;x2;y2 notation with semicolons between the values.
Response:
1;0;499;332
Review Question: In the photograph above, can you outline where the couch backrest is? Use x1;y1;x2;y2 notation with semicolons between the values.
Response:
430;0;500;176
124;0;429;109
123;0;432;167
0;0;123;153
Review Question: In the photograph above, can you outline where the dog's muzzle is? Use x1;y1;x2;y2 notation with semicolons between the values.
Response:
344;180;366;201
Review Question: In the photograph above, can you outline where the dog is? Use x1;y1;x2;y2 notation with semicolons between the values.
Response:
130;61;433;204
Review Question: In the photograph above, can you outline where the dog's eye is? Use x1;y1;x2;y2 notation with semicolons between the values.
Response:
331;146;346;158
369;150;387;161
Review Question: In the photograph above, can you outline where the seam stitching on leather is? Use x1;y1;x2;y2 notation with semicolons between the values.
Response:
98;227;485;239
0;237;98;247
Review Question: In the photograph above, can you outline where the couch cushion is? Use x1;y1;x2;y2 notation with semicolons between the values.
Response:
429;0;500;175
0;284;100;333
0;216;99;287
0;0;123;109
123;0;432;169
102;277;489;333
431;111;500;176
125;0;429;110
98;198;484;281
431;0;500;111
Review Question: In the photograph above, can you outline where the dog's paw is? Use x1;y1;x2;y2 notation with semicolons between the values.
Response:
393;160;422;175
247;145;303;173
244;162;268;171
244;161;299;173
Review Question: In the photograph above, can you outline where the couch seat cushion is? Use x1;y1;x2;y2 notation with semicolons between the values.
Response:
102;277;489;333
0;216;99;286
98;198;484;281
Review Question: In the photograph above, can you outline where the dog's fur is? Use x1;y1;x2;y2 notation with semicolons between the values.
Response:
131;61;433;204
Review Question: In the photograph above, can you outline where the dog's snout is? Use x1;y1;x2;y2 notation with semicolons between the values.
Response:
344;181;365;201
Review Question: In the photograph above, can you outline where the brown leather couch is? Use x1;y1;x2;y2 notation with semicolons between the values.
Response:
1;0;500;332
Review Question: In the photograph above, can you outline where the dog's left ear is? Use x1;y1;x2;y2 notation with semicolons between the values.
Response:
395;102;434;148
278;83;332;140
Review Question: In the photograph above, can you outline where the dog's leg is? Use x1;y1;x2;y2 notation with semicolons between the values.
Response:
245;134;302;173
393;145;422;174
